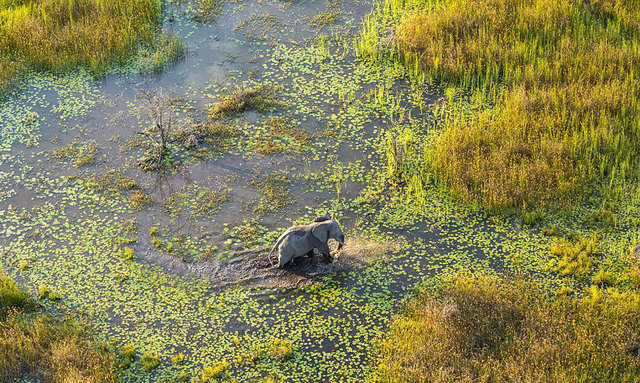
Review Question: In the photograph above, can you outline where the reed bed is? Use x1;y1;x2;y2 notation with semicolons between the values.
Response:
359;0;640;211
0;0;161;90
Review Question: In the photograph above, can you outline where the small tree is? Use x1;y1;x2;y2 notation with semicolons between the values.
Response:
137;90;179;170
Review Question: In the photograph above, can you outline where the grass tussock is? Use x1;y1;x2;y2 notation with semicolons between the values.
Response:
0;272;119;382
0;0;162;91
208;86;283;119
545;234;600;279
377;273;640;383
362;0;640;210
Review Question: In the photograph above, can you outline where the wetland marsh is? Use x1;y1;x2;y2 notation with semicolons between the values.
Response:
2;0;640;381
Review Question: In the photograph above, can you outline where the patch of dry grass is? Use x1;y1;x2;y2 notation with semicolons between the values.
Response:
0;273;119;382
377;273;640;382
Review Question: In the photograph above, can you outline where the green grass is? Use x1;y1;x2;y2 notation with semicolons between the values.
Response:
0;272;119;382
0;271;33;319
359;0;640;211
377;273;640;382
0;0;164;91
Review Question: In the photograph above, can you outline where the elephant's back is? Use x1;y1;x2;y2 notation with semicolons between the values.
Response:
283;224;310;235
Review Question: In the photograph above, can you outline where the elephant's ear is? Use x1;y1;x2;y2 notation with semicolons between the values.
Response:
312;223;329;243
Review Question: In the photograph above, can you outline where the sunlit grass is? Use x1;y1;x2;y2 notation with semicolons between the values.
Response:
359;0;640;211
377;273;640;382
0;273;119;381
0;0;162;91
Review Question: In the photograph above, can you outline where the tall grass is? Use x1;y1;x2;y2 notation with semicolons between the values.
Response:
0;0;161;91
359;0;640;210
0;272;119;382
377;273;640;382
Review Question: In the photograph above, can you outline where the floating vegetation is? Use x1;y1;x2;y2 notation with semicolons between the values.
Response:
268;338;293;362
51;140;98;167
235;14;282;41
164;183;231;219
309;10;341;27
193;0;223;22
174;121;240;151
141;352;161;372
249;171;292;212
201;360;230;381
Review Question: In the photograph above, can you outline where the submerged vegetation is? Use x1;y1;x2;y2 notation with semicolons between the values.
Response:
378;273;640;382
360;0;640;211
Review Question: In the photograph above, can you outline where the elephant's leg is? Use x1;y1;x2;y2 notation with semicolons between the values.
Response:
317;242;331;260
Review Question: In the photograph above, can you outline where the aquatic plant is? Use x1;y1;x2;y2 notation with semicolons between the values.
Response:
119;344;136;369
0;272;33;319
141;351;160;372
193;0;222;22
249;171;292;212
51;141;98;167
122;247;135;261
201;360;230;381
208;86;283;119
130;191;153;211
269;338;293;362
545;234;600;279
171;352;185;365
310;10;341;27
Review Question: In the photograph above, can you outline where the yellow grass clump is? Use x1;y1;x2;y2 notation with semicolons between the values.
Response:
0;272;119;382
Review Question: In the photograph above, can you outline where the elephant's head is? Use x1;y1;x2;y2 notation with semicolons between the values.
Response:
312;219;345;249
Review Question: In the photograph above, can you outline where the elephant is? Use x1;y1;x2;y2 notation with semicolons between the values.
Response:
268;218;346;267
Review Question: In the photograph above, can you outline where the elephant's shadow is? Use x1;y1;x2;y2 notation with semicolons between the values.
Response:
251;249;343;279
253;250;330;270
